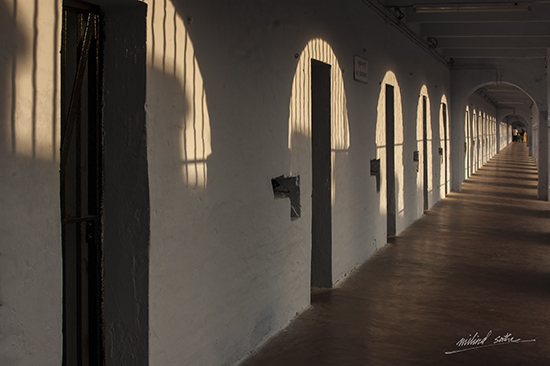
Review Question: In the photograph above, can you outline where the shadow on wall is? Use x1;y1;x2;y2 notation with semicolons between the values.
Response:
146;1;229;364
147;0;211;191
1;0;63;364
147;1;282;365
148;0;326;364
0;0;14;154
1;0;59;162
147;2;356;364
288;38;350;206
0;0;25;157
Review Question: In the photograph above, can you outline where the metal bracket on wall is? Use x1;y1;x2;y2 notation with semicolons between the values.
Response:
271;175;301;219
370;159;381;192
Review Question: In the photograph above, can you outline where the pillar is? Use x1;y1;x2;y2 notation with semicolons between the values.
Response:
538;110;549;200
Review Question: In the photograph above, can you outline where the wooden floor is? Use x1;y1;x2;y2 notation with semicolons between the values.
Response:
240;143;550;366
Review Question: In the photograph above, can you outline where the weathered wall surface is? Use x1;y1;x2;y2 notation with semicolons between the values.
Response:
145;1;450;365
0;0;62;364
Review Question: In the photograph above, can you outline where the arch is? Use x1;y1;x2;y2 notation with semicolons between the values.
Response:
450;77;542;191
415;85;432;216
376;71;404;234
477;111;483;168
511;116;530;143
497;111;531;152
288;38;350;152
439;94;450;197
464;81;538;113
288;38;350;203
497;108;531;126
288;38;351;286
510;117;529;129
463;82;538;170
464;106;472;179
471;109;478;173
480;112;487;167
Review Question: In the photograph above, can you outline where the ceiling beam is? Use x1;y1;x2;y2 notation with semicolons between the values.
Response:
434;36;550;48
387;0;537;5
404;7;550;23
443;48;548;58
422;21;550;37
482;87;526;92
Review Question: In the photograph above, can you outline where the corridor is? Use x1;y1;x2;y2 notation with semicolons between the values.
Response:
241;143;550;366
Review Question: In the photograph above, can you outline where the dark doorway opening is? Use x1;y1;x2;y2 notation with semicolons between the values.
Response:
386;85;396;236
423;96;429;210
468;113;471;176
61;2;104;365
311;59;332;289
476;114;480;170
442;103;448;195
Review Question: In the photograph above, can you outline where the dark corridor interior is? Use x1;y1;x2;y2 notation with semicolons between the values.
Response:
311;59;333;289
386;84;396;236
423;95;428;211
61;3;104;365
241;143;550;366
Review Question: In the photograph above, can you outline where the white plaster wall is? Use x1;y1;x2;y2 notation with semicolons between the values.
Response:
146;2;308;364
499;121;509;152
492;117;497;156
535;107;549;200
0;0;62;364
145;1;451;365
532;111;540;164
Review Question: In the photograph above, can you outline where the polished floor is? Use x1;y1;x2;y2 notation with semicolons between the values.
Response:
240;143;550;366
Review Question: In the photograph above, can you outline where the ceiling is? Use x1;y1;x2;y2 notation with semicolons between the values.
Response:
383;0;550;113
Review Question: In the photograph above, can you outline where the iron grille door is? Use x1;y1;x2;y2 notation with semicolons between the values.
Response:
61;2;104;365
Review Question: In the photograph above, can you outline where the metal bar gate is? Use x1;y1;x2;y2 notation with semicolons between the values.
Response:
61;2;104;365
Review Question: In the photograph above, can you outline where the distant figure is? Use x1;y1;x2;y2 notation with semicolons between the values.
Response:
518;129;526;143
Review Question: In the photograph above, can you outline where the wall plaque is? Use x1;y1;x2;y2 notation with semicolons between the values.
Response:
354;55;368;83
